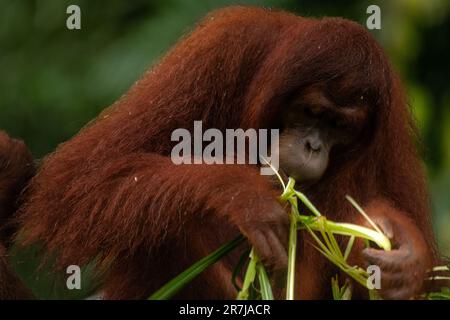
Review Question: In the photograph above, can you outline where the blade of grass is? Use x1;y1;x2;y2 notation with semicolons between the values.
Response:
149;236;244;300
327;230;344;260
340;282;353;300
232;248;251;291
427;276;450;280
315;217;344;261
293;190;321;217
346;195;383;235
286;204;298;300
298;216;391;251
344;236;355;261
237;248;259;300
257;263;274;300
260;156;286;190
332;276;353;300
431;266;450;272
369;289;380;300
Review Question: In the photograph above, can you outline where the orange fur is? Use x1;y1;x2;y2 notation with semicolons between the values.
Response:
0;131;34;299
11;6;437;299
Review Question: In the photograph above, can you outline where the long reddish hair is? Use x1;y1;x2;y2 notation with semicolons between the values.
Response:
16;6;437;279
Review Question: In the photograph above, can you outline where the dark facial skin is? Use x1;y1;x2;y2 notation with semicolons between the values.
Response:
277;85;366;186
255;85;431;299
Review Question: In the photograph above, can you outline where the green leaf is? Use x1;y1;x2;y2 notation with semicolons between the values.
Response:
148;236;244;300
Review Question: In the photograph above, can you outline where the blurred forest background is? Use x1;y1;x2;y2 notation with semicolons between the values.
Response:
0;0;449;299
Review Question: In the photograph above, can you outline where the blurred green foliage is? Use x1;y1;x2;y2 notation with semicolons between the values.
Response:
0;0;449;299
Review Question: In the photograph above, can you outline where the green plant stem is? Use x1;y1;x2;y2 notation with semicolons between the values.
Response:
149;177;394;300
297;216;391;251
237;248;258;300
344;236;355;261
286;203;298;300
432;266;450;272
293;190;321;217
257;263;274;300
148;236;244;300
